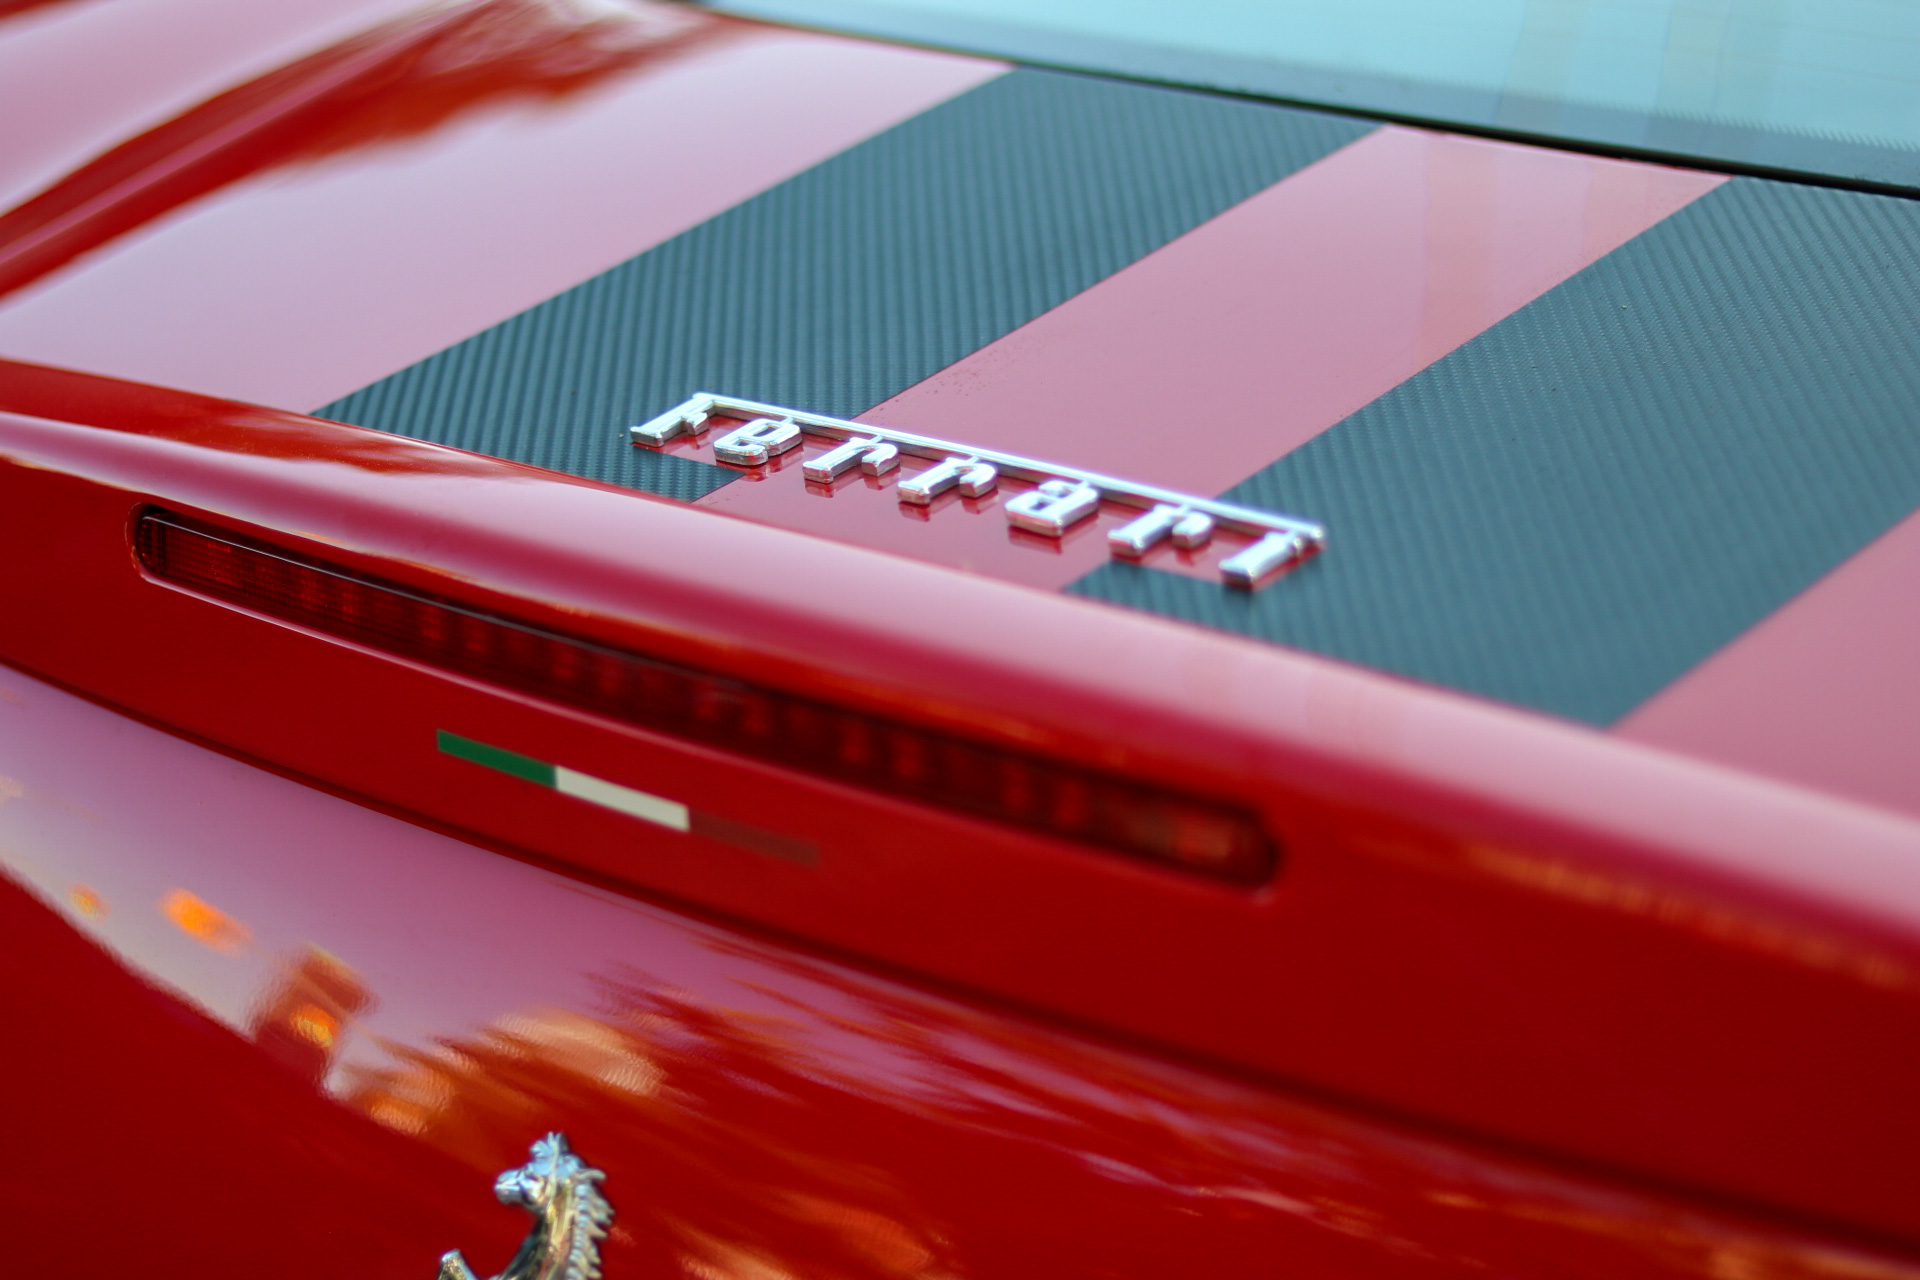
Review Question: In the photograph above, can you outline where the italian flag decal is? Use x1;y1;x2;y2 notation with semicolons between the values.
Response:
437;730;816;864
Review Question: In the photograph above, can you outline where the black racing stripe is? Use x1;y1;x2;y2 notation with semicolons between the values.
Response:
1072;178;1920;726
316;68;1371;498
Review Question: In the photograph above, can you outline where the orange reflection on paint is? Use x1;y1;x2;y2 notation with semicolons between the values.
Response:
251;945;374;1084
161;887;251;953
288;1002;339;1048
332;944;1920;1280
67;883;106;919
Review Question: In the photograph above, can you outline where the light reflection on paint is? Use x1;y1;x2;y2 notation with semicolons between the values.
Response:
5;662;1920;1279
161;886;252;953
0;0;747;301
289;1003;338;1047
325;938;1920;1280
0;3;1001;410
67;882;105;919
251;944;375;1084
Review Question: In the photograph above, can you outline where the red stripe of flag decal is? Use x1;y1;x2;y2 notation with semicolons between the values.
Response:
699;126;1722;589
1617;509;1920;819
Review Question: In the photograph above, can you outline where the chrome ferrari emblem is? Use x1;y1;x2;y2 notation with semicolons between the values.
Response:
633;394;1324;588
439;1133;613;1280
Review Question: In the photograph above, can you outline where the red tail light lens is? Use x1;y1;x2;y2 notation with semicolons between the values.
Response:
136;510;1277;884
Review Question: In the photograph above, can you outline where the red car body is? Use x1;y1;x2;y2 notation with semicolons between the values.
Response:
3;1;1919;1275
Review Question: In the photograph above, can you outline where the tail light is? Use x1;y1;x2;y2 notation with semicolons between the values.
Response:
135;509;1277;885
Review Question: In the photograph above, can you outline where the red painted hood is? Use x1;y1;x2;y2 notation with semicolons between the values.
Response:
6;0;1920;1263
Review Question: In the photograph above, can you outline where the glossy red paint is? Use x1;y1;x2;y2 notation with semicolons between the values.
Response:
0;0;89;24
4;359;1920;1245
8;661;1920;1277
1617;505;1920;818
0;0;426;209
0;0;753;298
697;127;1721;587
0;0;1001;409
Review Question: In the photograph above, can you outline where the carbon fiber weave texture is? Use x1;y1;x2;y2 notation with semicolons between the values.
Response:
1074;178;1920;725
317;68;1370;499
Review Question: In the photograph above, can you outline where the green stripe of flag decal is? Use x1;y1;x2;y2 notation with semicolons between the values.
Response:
437;730;554;786
437;730;688;832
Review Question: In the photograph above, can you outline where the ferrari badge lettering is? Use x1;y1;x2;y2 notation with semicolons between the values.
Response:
1007;479;1101;535
804;436;899;481
711;416;801;465
1109;504;1215;557
1221;530;1314;587
631;393;1325;588
899;454;998;504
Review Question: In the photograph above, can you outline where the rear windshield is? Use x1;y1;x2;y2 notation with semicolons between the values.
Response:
707;0;1920;191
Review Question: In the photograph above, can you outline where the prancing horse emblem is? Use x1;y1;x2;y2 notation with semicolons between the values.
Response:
439;1133;613;1280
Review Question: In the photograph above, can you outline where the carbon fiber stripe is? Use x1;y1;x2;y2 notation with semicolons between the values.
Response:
1073;178;1920;726
317;68;1370;498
